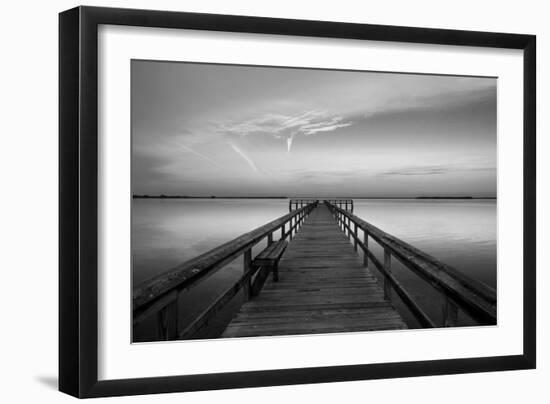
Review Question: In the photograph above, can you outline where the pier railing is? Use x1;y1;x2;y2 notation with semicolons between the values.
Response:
325;199;354;212
133;201;318;340
289;199;318;211
325;201;496;327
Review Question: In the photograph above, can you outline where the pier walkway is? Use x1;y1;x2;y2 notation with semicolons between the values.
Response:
222;204;406;337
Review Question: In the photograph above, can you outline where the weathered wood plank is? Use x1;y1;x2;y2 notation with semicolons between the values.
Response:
232;305;395;318
223;322;405;338
230;310;404;325
238;301;394;312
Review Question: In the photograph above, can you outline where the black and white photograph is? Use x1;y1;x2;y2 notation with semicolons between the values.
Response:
0;0;544;401
131;60;497;342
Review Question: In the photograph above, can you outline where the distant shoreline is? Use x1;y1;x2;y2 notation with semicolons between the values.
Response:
133;195;497;200
415;196;496;200
133;195;287;199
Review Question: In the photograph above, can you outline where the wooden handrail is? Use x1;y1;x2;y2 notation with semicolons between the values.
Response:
289;199;318;211
290;199;353;212
364;246;437;328
133;201;318;337
325;199;354;212
325;201;496;326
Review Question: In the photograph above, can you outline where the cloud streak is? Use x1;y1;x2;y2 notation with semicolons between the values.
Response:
176;142;226;170
300;115;352;135
229;143;260;173
286;136;293;153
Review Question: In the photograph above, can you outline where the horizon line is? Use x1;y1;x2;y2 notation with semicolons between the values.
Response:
132;194;497;199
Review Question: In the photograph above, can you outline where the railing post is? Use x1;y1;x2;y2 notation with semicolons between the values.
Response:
267;232;273;246
289;217;292;239
353;222;358;251
443;296;458;327
281;223;286;239
342;214;345;232
343;215;346;233
156;298;178;340
243;249;252;300
363;230;369;267
384;249;392;301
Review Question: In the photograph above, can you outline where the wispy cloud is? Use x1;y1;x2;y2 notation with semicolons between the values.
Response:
299;116;352;135
218;110;353;152
229;143;260;173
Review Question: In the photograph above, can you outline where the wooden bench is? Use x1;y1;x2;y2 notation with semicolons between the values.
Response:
253;239;288;281
249;240;288;297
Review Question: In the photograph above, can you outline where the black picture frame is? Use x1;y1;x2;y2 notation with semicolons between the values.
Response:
59;5;536;398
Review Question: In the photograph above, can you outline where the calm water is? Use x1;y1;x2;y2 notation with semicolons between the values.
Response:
133;199;496;341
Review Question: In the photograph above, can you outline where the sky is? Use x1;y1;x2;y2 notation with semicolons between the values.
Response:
132;60;497;198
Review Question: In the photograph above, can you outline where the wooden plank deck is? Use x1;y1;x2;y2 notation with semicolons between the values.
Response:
222;204;407;338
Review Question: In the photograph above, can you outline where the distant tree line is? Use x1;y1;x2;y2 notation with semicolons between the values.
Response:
132;195;288;199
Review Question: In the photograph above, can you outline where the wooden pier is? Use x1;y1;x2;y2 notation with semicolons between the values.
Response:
222;204;405;337
133;199;496;341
